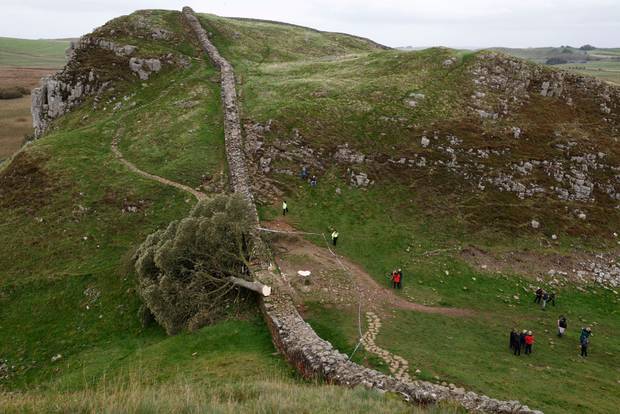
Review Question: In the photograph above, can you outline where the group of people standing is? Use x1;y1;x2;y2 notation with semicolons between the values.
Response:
389;269;403;289
509;329;535;355
300;166;317;187
509;301;594;357
534;287;556;309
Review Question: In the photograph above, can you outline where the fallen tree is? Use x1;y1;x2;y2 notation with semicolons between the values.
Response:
133;193;270;335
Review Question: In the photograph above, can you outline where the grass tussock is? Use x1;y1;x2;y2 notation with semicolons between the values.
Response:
0;377;458;414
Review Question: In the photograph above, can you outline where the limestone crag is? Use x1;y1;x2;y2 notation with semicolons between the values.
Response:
66;35;137;60
182;6;541;413
470;52;620;120
129;57;162;80
31;71;104;138
32;36;167;138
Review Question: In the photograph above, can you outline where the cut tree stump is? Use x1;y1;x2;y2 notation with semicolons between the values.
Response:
229;276;272;296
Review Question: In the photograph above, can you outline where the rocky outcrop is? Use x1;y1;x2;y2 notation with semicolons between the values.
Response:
31;71;103;138
32;34;169;138
66;35;137;60
129;57;162;80
182;6;541;413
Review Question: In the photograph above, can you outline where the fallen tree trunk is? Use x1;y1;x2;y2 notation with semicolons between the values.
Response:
229;276;272;296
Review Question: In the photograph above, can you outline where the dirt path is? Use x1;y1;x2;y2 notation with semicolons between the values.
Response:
263;219;474;318
111;136;206;201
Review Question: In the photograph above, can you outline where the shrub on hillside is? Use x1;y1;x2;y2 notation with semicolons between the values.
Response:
0;86;30;99
546;57;568;65
133;194;255;335
580;44;596;50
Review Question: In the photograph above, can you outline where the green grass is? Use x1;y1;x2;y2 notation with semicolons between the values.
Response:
3;376;457;414
260;177;620;414
0;10;233;392
2;8;619;413
0;37;69;68
191;13;620;413
0;10;439;413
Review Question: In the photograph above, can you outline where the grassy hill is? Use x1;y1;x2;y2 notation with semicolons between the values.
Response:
1;8;619;414
0;37;70;68
196;12;620;414
0;10;443;414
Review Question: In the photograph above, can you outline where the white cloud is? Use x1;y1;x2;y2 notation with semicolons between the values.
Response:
0;0;618;48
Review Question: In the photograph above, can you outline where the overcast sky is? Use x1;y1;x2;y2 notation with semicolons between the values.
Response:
1;0;619;48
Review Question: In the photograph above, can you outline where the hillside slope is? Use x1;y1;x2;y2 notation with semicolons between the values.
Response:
0;9;436;414
195;12;620;414
0;37;70;68
1;7;619;414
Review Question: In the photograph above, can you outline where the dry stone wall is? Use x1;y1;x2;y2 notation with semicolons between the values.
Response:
181;7;542;413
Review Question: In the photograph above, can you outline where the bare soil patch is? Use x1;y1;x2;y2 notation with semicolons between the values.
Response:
0;151;58;213
460;245;620;287
263;218;473;318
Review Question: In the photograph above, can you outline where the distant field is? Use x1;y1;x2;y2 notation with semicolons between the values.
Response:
0;37;70;68
492;46;620;85
555;61;620;85
0;67;59;160
0;37;67;160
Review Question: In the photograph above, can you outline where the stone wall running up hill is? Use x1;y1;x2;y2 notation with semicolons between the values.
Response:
181;6;542;414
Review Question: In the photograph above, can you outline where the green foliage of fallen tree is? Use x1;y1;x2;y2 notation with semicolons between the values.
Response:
133;194;255;335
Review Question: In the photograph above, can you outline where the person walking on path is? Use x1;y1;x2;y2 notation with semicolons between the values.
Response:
397;268;403;288
331;229;339;246
282;200;288;216
580;327;592;357
524;331;535;355
557;315;567;337
534;287;543;304
510;328;521;356
541;291;549;310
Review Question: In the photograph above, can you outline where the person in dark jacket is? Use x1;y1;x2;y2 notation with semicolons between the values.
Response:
310;175;317;187
580;327;592;357
519;330;527;353
557;315;567;337
541;291;549;309
524;331;535;355
548;292;556;306
534;287;543;304
510;328;521;355
397;268;403;288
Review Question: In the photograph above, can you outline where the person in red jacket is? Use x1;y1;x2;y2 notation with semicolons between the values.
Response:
391;270;401;289
524;331;535;355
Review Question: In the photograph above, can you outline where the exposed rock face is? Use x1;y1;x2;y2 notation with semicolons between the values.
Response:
31;71;102;138
32;32;175;138
129;57;162;80
66;36;137;60
183;6;541;413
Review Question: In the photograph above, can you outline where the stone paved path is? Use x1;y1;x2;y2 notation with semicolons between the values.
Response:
361;311;413;383
111;136;206;201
